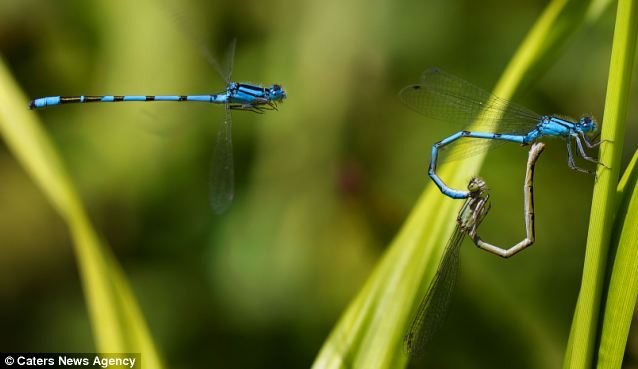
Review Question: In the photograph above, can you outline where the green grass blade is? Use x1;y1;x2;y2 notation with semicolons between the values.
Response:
0;57;164;368
594;149;638;369
562;0;638;367
617;148;638;197
312;0;597;368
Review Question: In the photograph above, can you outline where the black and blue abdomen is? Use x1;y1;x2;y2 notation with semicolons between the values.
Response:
29;94;228;109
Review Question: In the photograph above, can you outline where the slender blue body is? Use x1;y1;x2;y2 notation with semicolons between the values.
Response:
29;82;286;112
400;68;602;199
428;116;594;198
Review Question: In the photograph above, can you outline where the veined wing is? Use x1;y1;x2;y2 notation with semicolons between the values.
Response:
206;38;236;85
209;107;235;214
160;2;235;85
404;189;490;357
399;68;540;134
404;225;464;357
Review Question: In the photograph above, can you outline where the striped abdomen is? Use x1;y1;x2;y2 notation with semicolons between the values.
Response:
28;94;227;109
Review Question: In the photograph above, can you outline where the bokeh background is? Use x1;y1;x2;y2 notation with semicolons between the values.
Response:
1;0;637;368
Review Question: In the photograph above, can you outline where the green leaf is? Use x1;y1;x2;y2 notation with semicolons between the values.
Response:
562;0;638;367
0;57;164;368
593;149;638;369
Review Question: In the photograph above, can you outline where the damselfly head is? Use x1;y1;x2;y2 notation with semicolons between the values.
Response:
579;116;597;132
267;84;286;102
467;177;487;194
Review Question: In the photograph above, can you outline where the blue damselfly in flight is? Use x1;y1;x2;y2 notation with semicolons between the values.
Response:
29;39;286;214
404;143;546;358
400;68;605;200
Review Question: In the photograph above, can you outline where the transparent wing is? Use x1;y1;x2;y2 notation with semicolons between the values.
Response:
191;36;235;85
160;3;235;85
220;38;237;84
399;68;541;134
209;107;235;214
404;191;491;358
404;226;464;358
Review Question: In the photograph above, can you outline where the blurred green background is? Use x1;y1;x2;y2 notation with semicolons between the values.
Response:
1;0;637;368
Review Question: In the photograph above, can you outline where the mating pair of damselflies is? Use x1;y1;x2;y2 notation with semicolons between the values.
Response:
398;68;606;357
399;67;606;358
